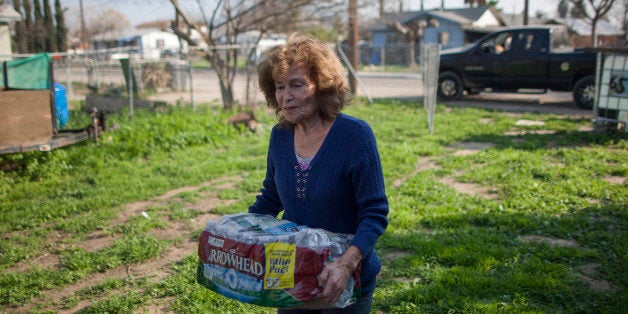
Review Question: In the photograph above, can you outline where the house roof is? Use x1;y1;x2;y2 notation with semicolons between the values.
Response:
546;17;624;36
369;5;503;32
444;6;494;22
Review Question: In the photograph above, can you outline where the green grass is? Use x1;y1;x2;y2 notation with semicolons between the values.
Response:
0;99;625;313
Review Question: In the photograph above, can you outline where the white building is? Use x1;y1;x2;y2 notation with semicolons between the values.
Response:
91;27;187;60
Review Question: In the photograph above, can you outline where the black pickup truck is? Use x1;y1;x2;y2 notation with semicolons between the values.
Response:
438;25;597;109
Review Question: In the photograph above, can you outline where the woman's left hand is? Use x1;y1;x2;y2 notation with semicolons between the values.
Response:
316;246;362;304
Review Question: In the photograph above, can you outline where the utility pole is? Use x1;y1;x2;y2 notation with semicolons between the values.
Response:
348;0;358;95
379;0;385;17
523;0;529;25
79;0;87;49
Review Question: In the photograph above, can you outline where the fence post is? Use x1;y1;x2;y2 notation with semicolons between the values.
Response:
188;59;195;109
65;59;73;101
421;44;440;134
381;46;386;70
128;56;134;116
337;45;373;103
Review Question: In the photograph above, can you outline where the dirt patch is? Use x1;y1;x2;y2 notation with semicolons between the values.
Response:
450;142;495;156
602;175;626;185
515;119;545;126
438;177;499;200
393;157;440;188
519;235;578;247
3;253;63;274
81;231;118;252
394;143;500;201
504;129;557;136
576;263;617;292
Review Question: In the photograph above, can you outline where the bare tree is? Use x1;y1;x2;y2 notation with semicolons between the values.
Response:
168;0;344;110
604;0;627;37
389;17;439;67
66;5;130;49
568;0;617;46
558;0;569;18
83;8;130;38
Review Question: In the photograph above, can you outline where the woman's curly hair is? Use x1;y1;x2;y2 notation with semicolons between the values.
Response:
257;33;350;125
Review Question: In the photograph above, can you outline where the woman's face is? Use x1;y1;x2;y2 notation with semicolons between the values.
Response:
275;66;318;125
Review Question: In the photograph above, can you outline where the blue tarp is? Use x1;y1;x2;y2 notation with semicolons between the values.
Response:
54;83;69;127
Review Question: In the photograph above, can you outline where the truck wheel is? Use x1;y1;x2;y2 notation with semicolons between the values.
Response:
573;75;595;110
438;71;463;100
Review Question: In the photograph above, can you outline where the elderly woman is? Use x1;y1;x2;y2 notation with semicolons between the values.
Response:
249;33;389;313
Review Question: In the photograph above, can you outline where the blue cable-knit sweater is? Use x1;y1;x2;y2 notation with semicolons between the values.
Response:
249;113;389;296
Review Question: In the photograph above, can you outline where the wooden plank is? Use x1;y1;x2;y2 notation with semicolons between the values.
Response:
0;90;53;146
0;130;90;154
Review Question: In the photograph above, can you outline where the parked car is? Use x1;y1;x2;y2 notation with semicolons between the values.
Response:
437;25;597;109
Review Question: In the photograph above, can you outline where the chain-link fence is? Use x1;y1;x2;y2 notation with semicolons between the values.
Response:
47;47;195;114
5;42;426;113
45;46;270;113
341;42;424;69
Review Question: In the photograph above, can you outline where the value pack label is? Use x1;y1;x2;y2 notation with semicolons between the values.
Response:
264;242;296;289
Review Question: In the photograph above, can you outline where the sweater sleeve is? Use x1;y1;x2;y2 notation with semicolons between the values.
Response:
248;128;283;217
347;123;389;257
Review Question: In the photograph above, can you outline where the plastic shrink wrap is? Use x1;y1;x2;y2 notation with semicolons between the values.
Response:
197;213;360;308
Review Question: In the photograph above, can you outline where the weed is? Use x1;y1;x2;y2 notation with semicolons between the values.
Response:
0;102;625;313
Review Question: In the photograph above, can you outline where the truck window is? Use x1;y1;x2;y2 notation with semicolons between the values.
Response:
550;27;571;51
480;32;513;54
508;31;545;54
525;34;544;52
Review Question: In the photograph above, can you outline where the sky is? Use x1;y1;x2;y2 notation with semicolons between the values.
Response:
61;0;559;28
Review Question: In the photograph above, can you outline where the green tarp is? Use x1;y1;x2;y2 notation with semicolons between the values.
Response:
1;53;52;90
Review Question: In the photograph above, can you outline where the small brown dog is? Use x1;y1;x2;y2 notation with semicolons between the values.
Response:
227;110;259;132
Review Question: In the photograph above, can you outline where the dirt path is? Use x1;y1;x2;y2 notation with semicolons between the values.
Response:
8;176;244;313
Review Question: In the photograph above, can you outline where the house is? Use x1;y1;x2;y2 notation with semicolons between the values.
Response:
368;5;505;50
544;17;625;48
0;2;20;60
91;27;187;60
